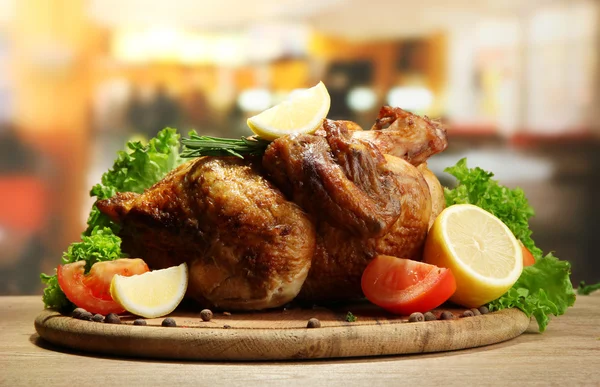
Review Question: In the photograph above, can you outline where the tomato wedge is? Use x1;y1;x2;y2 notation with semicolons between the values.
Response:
519;242;536;267
361;255;457;315
57;259;149;315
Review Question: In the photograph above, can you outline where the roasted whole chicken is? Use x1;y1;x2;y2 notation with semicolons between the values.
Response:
97;107;448;310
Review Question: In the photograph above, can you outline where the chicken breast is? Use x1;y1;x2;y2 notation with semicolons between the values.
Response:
97;157;316;310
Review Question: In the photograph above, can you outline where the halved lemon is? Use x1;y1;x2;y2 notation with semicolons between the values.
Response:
423;204;523;308
110;263;188;318
247;81;331;141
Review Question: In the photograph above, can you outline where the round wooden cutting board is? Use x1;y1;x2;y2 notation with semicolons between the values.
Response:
34;302;530;361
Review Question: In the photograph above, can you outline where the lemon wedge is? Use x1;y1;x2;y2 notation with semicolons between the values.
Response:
247;81;331;141
423;204;523;308
110;263;188;318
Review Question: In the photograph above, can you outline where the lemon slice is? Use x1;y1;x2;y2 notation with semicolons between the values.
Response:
247;81;331;141
423;204;523;308
110;263;188;318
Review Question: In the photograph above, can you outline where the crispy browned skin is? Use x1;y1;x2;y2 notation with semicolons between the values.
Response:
295;155;432;301
263;118;442;301
352;106;447;166
370;155;431;261
263;120;402;239
97;157;316;311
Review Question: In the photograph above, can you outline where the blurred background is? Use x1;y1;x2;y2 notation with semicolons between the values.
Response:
0;0;599;295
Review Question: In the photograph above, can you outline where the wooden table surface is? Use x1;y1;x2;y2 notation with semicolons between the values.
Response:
1;295;599;386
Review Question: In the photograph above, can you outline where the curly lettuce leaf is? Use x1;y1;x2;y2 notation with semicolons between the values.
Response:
444;158;576;332
487;253;575;332
89;128;182;201
61;227;123;269
40;273;71;311
84;127;183;235
41;128;184;310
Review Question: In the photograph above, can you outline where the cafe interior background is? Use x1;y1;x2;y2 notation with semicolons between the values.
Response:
0;0;599;295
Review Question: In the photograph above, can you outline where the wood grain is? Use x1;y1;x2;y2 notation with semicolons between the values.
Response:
33;302;530;361
2;295;600;386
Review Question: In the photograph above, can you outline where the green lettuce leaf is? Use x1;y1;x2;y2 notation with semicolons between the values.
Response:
40;273;71;311
84;127;183;235
89;127;182;201
487;253;575;331
577;281;600;295
444;158;576;332
40;128;184;310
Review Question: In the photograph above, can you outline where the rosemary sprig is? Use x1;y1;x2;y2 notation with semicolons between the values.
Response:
181;133;272;159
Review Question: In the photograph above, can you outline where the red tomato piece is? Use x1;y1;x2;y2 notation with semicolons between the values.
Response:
57;258;149;315
519;242;536;267
361;255;457;315
83;259;149;300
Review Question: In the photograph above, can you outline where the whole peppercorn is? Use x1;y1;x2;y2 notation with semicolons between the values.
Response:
470;308;482;316
440;311;454;320
478;306;490;315
162;317;177;327
423;311;436;321
200;309;213;322
133;319;147;326
408;312;424;322
72;308;87;319
223;324;232;329
92;313;105;322
462;310;474;318
105;313;121;324
307;318;321;328
79;311;93;321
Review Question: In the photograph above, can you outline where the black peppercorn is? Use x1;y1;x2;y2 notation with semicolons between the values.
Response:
408;312;424;322
200;309;213;322
462;310;474;317
72;308;87;319
307;318;321;328
92;313;105;322
133;319;147;326
162;317;176;327
470;308;482;316
105;313;121;324
79;311;93;321
424;311;437;321
223;324;232;329
478;306;490;314
440;311;454;320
